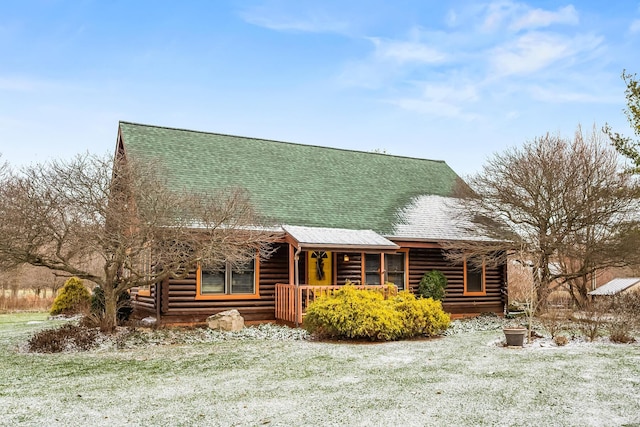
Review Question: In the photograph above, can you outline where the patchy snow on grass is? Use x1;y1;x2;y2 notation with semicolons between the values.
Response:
1;313;640;427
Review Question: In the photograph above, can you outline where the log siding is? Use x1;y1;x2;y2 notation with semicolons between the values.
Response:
408;248;505;316
136;243;289;324
132;243;506;324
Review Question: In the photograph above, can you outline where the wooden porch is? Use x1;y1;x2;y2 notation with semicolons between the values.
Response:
275;283;397;325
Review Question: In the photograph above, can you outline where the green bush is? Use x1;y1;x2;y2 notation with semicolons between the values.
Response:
418;270;447;300
90;286;133;324
50;277;90;316
303;286;450;341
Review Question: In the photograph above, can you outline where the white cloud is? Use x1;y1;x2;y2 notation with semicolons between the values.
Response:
422;83;479;103
370;38;447;64
388;83;481;120
0;76;63;92
489;32;603;76
480;1;579;32
338;1;614;124
630;19;640;33
446;9;458;27
509;5;578;31
337;33;451;89
239;8;349;34
529;86;617;103
338;60;395;89
388;97;480;120
0;77;38;92
481;1;517;32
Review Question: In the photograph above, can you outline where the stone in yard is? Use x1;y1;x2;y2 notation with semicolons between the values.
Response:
207;309;244;332
140;316;157;327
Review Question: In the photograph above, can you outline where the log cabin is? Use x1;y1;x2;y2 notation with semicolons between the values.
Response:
117;121;507;325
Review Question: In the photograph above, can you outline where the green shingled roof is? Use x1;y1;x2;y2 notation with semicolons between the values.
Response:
118;121;462;234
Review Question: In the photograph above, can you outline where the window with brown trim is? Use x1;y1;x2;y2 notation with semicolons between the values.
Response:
361;252;409;289
364;254;382;285
196;258;259;300
384;252;406;291
464;258;486;296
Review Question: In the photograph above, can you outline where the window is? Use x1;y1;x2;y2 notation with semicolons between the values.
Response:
364;254;381;285
464;258;485;295
196;258;259;300
385;252;406;290
362;252;408;290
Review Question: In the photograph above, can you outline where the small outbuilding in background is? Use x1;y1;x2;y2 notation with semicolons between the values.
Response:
588;278;640;298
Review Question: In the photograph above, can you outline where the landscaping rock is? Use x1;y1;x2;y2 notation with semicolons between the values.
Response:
207;309;244;332
140;317;157;328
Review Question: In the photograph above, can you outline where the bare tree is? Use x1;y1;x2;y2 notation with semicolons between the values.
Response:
0;153;279;331
448;126;640;309
0;264;65;298
0;154;7;177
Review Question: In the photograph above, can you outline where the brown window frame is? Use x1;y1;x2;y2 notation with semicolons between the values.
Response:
384;249;408;291
360;250;409;290
195;255;260;300
463;257;486;296
363;253;383;285
137;287;151;297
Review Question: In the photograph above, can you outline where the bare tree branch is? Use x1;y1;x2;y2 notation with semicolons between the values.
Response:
447;126;640;308
0;152;279;330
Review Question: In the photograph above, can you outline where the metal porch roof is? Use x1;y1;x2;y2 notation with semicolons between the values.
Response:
588;278;640;296
283;225;399;251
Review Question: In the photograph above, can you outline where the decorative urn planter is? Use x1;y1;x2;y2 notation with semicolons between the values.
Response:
503;327;527;347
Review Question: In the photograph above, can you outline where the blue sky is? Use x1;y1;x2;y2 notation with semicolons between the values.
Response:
1;0;639;175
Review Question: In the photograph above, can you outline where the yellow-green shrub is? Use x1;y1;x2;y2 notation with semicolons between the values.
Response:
50;277;90;316
393;291;450;337
303;286;403;340
303;286;450;341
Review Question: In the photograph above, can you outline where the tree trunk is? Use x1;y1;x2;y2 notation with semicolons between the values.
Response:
534;255;551;313
567;281;581;308
101;285;118;332
567;276;589;309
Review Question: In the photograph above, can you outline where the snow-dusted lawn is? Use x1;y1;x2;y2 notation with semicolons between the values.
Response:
1;313;639;427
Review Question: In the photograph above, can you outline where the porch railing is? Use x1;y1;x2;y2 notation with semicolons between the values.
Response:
275;283;397;325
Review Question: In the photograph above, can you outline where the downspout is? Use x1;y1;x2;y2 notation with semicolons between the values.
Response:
294;245;302;327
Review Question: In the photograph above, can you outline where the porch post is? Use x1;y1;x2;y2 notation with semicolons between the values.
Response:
293;245;301;326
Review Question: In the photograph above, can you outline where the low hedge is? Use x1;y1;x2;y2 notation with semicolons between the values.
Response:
303;285;450;341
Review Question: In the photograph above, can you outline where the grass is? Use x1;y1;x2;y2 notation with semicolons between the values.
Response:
1;313;640;426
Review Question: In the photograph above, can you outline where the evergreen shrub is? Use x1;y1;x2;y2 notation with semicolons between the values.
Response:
90;286;133;324
418;270;447;300
303;285;450;341
49;277;90;316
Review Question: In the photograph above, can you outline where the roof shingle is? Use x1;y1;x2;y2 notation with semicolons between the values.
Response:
119;121;462;235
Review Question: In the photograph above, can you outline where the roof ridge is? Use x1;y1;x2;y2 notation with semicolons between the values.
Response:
118;120;448;164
